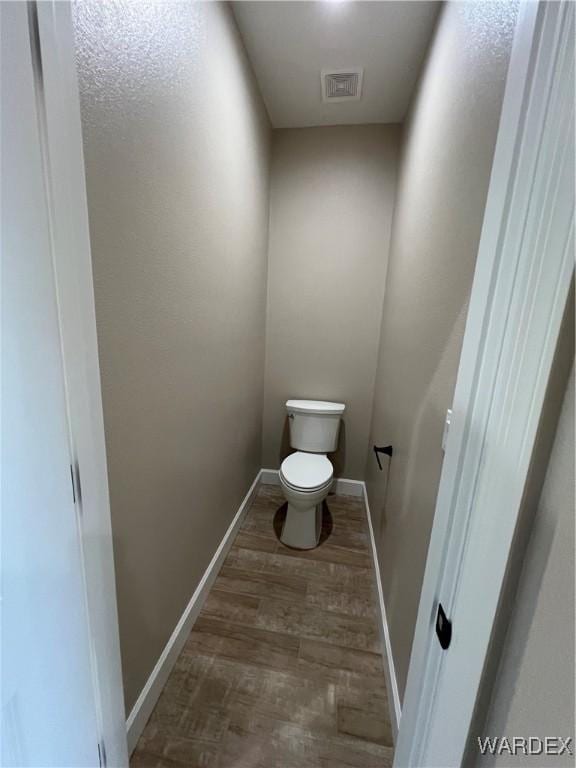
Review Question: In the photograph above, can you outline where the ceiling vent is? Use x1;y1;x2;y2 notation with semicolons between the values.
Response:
321;68;363;102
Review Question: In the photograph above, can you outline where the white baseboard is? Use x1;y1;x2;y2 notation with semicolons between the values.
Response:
333;477;364;497
260;468;281;486
260;468;364;497
362;482;402;740
125;470;262;754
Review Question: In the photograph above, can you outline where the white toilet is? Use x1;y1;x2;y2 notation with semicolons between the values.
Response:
279;399;345;550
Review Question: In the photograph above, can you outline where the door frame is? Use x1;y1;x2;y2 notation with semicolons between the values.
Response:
23;0;574;765
31;3;128;765
394;1;574;765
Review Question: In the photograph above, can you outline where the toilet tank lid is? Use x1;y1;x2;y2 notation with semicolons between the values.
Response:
286;399;345;415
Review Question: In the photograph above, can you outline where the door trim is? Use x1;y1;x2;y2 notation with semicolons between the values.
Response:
34;3;128;765
395;2;574;765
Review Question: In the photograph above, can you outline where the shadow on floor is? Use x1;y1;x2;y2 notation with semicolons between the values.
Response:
272;500;334;547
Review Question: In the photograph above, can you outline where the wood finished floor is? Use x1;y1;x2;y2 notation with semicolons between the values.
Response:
131;485;394;768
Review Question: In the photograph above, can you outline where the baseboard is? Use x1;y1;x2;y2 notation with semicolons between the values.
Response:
333;477;364;497
362;482;402;741
260;468;364;497
260;468;281;486
125;470;262;754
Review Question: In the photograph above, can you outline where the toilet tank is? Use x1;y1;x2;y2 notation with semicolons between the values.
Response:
286;400;345;453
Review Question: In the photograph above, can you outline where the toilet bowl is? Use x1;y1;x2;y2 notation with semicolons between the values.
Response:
278;399;345;550
279;452;333;549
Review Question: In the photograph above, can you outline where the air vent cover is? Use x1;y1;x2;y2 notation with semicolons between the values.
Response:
321;68;363;102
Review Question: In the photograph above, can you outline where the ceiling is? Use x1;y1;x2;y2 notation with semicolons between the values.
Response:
232;1;440;129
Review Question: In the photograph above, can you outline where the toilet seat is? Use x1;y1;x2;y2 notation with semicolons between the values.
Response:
280;451;333;492
280;474;333;495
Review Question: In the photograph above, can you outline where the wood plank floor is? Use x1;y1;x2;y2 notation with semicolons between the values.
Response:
131;485;394;768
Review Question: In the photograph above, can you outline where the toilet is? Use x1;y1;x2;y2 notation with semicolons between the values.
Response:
279;399;345;549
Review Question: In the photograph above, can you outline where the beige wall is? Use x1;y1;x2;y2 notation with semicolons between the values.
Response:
477;365;575;767
262;126;400;479
73;1;271;711
365;1;518;700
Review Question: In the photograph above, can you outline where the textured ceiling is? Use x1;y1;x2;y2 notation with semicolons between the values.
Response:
232;1;441;128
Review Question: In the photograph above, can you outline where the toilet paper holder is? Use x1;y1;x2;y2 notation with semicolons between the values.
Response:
373;444;393;470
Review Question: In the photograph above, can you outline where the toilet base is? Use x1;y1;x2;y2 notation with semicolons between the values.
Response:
280;501;322;550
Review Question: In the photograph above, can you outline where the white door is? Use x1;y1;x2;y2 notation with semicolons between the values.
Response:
395;2;574;765
1;3;101;765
